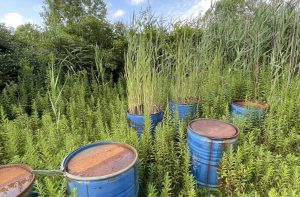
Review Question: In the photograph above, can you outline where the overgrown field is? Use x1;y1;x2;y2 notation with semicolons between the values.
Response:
1;0;300;197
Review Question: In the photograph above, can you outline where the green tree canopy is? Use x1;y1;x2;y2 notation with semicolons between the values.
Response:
42;0;112;47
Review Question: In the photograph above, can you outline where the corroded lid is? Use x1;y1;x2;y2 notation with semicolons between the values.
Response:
233;99;267;110
189;119;238;139
66;144;137;177
0;165;35;197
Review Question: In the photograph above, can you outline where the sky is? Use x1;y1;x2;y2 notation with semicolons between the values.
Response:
0;0;213;28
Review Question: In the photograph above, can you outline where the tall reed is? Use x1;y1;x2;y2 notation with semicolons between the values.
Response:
170;35;201;104
125;34;160;115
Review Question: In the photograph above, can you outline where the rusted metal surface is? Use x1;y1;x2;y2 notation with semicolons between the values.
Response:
62;142;139;196
233;99;267;110
0;164;35;197
231;99;267;124
187;119;240;187
189;119;238;139
66;144;136;177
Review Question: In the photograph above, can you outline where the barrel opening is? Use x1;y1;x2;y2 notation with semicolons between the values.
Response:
127;104;162;115
233;99;267;110
170;100;199;106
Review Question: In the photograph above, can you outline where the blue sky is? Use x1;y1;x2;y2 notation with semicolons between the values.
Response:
0;0;213;28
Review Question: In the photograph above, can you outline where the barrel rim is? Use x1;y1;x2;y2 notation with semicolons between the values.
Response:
232;99;267;110
0;164;35;196
127;109;164;117
169;101;199;106
61;141;138;181
188;118;240;140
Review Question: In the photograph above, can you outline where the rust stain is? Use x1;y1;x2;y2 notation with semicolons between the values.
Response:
67;144;135;177
0;165;34;197
206;141;213;186
190;119;237;139
223;139;231;151
233;99;267;110
85;183;89;197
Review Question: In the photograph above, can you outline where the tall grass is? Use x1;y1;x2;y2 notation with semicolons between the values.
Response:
171;35;201;103
125;34;161;115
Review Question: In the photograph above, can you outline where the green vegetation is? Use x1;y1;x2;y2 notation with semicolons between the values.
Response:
171;36;201;104
1;0;300;196
125;34;161;115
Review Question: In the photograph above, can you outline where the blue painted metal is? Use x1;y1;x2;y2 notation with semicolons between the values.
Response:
126;111;164;136
169;102;198;121
187;119;239;187
61;142;139;197
230;100;265;121
29;191;39;197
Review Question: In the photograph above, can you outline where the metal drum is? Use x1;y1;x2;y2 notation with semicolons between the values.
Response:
0;164;35;197
187;119;239;187
169;102;198;121
127;111;163;136
231;99;267;122
61;142;138;197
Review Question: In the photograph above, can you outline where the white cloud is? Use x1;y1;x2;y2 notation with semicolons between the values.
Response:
180;0;213;20
113;9;125;18
130;0;146;5
0;12;31;28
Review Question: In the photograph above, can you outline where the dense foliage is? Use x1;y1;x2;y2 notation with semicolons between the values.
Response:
0;0;300;196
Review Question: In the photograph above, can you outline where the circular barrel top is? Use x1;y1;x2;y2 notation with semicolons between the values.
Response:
233;99;267;110
0;165;34;197
189;119;238;139
66;143;137;177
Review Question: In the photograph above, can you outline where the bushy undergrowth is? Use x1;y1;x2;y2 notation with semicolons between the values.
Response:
1;1;300;197
0;58;299;197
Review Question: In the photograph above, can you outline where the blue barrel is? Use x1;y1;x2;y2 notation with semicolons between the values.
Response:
0;164;35;197
169;102;198;121
187;119;239;187
29;191;39;197
127;111;163;136
230;99;266;121
61;142;138;197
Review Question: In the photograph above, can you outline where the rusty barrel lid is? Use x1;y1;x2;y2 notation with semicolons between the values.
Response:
188;119;239;140
233;99;267;110
0;164;35;197
65;142;137;179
